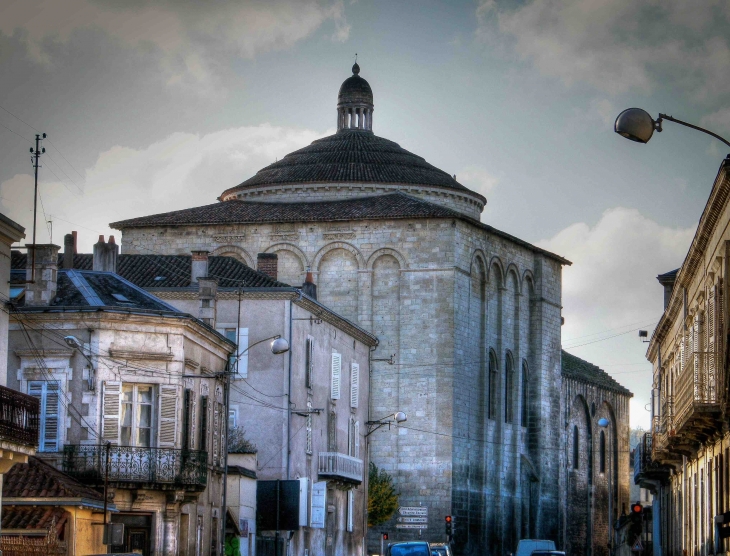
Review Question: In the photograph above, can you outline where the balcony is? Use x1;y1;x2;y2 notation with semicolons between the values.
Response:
634;432;670;489
0;385;39;448
318;452;363;485
62;445;208;491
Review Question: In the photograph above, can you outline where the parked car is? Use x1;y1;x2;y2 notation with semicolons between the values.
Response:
531;551;565;556
515;539;557;556
386;541;432;556
429;542;453;556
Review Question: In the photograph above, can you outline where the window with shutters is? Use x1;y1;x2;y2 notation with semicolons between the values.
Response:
350;362;359;408
331;353;341;400
213;401;221;466
28;380;60;452
121;385;154;447
305;338;314;388
158;385;178;448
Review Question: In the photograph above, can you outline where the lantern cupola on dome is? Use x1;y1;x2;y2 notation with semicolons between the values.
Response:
337;62;374;132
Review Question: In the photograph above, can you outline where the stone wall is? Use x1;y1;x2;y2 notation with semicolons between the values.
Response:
118;203;566;556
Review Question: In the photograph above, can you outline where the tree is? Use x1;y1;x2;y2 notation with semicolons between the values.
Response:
368;462;399;527
228;427;256;453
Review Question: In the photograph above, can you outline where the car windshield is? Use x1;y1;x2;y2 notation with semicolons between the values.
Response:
390;545;430;556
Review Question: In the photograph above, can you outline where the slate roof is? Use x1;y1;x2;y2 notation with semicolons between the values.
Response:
1;506;68;535
3;456;102;500
561;350;633;396
110;193;571;265
11;253;288;289
219;130;485;200
657;268;679;286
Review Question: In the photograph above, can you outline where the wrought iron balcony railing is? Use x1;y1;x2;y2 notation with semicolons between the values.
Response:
0;384;39;447
318;452;363;484
634;432;671;487
674;351;723;433
62;445;208;490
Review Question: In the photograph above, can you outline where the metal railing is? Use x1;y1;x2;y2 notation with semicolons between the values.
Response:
0;385;40;447
318;452;363;483
653;397;674;452
634;432;653;484
62;445;208;488
674;351;723;429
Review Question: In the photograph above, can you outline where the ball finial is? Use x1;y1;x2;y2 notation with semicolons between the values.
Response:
352;62;360;75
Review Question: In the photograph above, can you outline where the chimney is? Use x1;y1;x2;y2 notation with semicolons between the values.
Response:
302;267;317;300
25;244;60;306
657;270;678;310
257;253;278;280
72;231;77;254
93;235;119;273
191;251;210;283
63;233;74;269
198;277;218;327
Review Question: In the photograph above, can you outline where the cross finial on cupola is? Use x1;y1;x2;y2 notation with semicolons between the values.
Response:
337;61;374;132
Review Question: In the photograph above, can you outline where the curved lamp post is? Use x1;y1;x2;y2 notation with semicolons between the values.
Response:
614;108;730;148
365;411;407;437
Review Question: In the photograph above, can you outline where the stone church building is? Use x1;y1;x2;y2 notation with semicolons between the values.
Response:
111;64;628;555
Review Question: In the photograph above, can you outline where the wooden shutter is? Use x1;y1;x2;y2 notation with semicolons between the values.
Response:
310;481;327;528
190;393;197;450
350;363;359;408
709;287;717;380
183;389;192;451
237;328;249;378
199;396;209;453
102;381;122;445
29;381;60;452
306;338;314;389
213;401;221;465
331;353;341;400
158;385;179;448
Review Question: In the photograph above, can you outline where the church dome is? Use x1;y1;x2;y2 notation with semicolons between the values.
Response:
338;63;373;106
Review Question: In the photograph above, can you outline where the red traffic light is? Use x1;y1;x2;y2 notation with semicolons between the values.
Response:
445;516;452;523
631;503;642;514
382;533;389;541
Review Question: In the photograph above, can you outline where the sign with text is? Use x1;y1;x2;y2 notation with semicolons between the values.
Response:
398;506;428;516
397;517;428;524
396;524;426;529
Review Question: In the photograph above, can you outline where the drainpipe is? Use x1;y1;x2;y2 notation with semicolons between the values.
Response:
286;298;293;480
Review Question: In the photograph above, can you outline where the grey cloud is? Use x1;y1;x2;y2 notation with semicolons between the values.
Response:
478;0;730;107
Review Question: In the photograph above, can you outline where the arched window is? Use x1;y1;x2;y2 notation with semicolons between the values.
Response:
505;351;515;423
573;425;579;469
600;430;606;474
488;350;498;420
521;360;529;427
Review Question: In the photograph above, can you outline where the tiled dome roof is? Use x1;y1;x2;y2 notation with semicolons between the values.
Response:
221;129;482;199
338;63;373;105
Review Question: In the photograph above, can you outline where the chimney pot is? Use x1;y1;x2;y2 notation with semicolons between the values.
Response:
302;266;317;300
72;231;77;254
109;235;116;244
93;236;118;273
63;234;74;269
257;252;278;280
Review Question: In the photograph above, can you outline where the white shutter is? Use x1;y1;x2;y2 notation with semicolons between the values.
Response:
102;381;122;445
347;490;354;532
331;353;341;400
237;328;249;378
158;385;179;448
190;395;197;450
350;362;359;408
44;382;60;452
310;481;327;528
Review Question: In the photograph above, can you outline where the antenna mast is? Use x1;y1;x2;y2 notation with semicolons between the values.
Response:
29;133;46;282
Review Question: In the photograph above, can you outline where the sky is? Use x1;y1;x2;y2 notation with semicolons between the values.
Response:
2;0;729;429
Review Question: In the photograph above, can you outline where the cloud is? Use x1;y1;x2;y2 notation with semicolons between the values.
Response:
477;0;730;104
701;107;730;137
1;124;327;252
457;165;498;197
537;207;694;427
1;0;349;81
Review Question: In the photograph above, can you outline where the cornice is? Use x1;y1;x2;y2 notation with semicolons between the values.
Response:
108;348;174;361
14;348;72;359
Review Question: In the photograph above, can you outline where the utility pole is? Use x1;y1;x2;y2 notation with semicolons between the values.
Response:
28;133;46;282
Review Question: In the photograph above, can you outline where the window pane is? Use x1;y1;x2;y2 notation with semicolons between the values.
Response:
139;404;152;428
225;329;237;343
138;427;151;447
138;387;152;403
121;427;131;445
122;403;133;427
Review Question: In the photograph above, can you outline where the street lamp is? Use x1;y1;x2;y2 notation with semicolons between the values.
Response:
597;417;614;556
614;108;730;148
365;411;407;437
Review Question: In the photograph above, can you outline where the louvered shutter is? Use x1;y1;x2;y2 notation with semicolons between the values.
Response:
331;353;341;400
158;385;179;448
199;396;208;454
347;490;354;532
306;338;314;389
183;389;192;451
680;332;685;373
350;363;359;408
709;287;717;382
718;282;725;360
190;394;197;450
237;328;249;378
102;381;122;445
29;381;61;452
213;402;221;466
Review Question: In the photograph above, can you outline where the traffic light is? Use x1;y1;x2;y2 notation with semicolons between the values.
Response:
445;515;453;537
382;533;389;541
630;502;643;522
629;502;643;540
